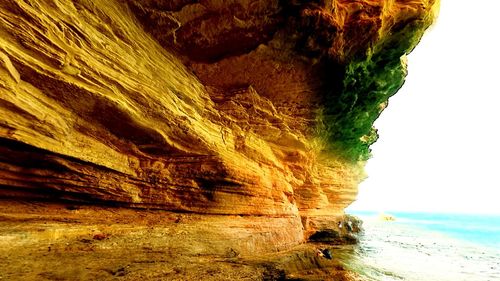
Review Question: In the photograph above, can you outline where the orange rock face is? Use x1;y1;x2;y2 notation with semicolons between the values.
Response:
0;0;438;238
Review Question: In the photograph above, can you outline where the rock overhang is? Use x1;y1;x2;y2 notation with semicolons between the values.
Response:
0;0;439;235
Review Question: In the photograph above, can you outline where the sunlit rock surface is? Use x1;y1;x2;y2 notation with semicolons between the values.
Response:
0;0;438;279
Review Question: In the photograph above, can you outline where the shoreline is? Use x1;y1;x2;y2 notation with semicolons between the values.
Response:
347;212;500;281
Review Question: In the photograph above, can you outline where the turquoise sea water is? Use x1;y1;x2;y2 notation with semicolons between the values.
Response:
353;211;500;249
344;211;500;281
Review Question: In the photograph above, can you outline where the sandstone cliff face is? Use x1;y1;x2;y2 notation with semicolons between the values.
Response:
0;0;438;237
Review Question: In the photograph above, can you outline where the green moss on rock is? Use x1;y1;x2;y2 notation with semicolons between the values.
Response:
317;19;435;162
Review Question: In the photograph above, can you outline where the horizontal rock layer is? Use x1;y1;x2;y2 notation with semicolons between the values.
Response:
0;201;364;280
0;0;438;237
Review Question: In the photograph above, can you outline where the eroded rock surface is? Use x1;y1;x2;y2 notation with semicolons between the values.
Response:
0;0;438;261
0;200;363;280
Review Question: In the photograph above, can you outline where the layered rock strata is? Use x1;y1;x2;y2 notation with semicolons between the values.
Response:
0;201;364;280
0;0;438;242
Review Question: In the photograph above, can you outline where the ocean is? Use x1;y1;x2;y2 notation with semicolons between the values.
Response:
342;211;500;281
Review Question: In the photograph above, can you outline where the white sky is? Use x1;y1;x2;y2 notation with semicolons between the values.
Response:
347;0;500;214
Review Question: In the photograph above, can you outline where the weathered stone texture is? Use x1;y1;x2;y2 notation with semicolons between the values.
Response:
0;0;438;237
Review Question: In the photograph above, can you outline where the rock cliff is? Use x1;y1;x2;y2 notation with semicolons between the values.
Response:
0;0;438;261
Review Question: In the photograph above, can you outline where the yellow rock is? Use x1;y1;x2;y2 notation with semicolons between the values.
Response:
0;0;437;236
